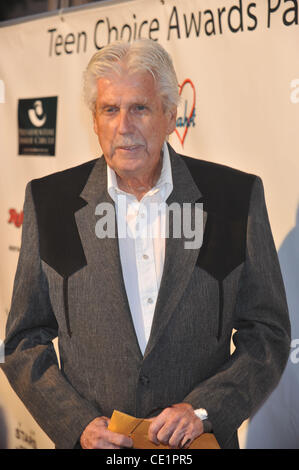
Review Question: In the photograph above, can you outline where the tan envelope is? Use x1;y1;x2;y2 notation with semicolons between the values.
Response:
108;410;220;449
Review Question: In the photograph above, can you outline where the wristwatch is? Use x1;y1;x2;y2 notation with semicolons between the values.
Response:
194;408;208;421
194;408;213;433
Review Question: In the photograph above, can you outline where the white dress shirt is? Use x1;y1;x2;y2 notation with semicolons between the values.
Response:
107;142;173;355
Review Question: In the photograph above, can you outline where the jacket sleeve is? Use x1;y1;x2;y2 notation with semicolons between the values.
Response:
183;176;291;448
0;182;101;449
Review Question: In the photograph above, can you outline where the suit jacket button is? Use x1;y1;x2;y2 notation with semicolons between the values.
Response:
139;375;150;386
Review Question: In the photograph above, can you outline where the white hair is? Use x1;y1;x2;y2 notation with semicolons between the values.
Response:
83;39;179;114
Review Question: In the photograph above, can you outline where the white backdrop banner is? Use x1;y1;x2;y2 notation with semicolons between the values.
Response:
0;0;298;449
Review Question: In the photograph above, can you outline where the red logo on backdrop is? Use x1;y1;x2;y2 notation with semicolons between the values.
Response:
175;78;196;147
8;209;24;228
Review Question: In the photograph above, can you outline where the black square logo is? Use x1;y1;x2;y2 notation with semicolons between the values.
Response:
18;97;58;156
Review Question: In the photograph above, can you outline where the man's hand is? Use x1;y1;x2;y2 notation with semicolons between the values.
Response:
148;403;204;449
80;416;134;449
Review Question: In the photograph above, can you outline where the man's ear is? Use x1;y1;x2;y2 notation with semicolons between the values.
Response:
166;107;177;135
93;111;99;136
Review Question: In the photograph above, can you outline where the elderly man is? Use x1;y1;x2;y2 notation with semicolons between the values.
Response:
1;40;290;450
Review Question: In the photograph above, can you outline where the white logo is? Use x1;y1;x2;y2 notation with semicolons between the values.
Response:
0;79;5;103
28;100;47;127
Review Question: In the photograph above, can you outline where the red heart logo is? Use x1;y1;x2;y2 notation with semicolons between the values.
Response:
175;79;196;147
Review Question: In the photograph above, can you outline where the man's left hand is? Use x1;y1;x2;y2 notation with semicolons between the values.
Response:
148;403;204;448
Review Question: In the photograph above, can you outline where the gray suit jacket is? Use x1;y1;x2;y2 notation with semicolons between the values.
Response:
1;145;290;449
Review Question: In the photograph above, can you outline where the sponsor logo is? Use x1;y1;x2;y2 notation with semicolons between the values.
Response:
8;209;23;228
18;96;58;156
14;423;37;449
175;79;196;147
28;100;47;127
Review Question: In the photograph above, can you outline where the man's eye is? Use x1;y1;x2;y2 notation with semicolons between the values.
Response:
134;105;146;112
105;106;118;114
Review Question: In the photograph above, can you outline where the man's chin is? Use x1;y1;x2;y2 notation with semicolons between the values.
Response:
116;163;145;177
113;153;146;173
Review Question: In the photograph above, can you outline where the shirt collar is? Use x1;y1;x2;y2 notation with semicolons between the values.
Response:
107;142;173;202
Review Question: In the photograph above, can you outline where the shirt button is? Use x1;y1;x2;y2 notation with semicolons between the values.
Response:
147;298;154;304
142;254;149;260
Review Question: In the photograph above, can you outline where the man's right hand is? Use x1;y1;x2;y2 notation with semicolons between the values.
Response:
80;416;134;449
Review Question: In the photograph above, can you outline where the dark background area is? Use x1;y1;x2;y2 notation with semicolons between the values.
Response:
0;0;104;22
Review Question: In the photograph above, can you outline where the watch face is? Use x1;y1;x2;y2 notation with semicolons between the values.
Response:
195;408;208;420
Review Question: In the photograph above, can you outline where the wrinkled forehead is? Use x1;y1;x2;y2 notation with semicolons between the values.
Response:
95;68;162;105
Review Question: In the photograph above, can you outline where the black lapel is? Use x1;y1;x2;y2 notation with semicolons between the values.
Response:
181;152;256;281
31;158;98;278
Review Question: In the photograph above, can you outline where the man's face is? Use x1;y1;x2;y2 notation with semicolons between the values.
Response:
93;69;177;179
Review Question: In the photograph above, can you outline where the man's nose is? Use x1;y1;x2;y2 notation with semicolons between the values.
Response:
117;109;133;134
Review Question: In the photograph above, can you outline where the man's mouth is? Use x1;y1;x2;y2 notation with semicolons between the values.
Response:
116;144;143;152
